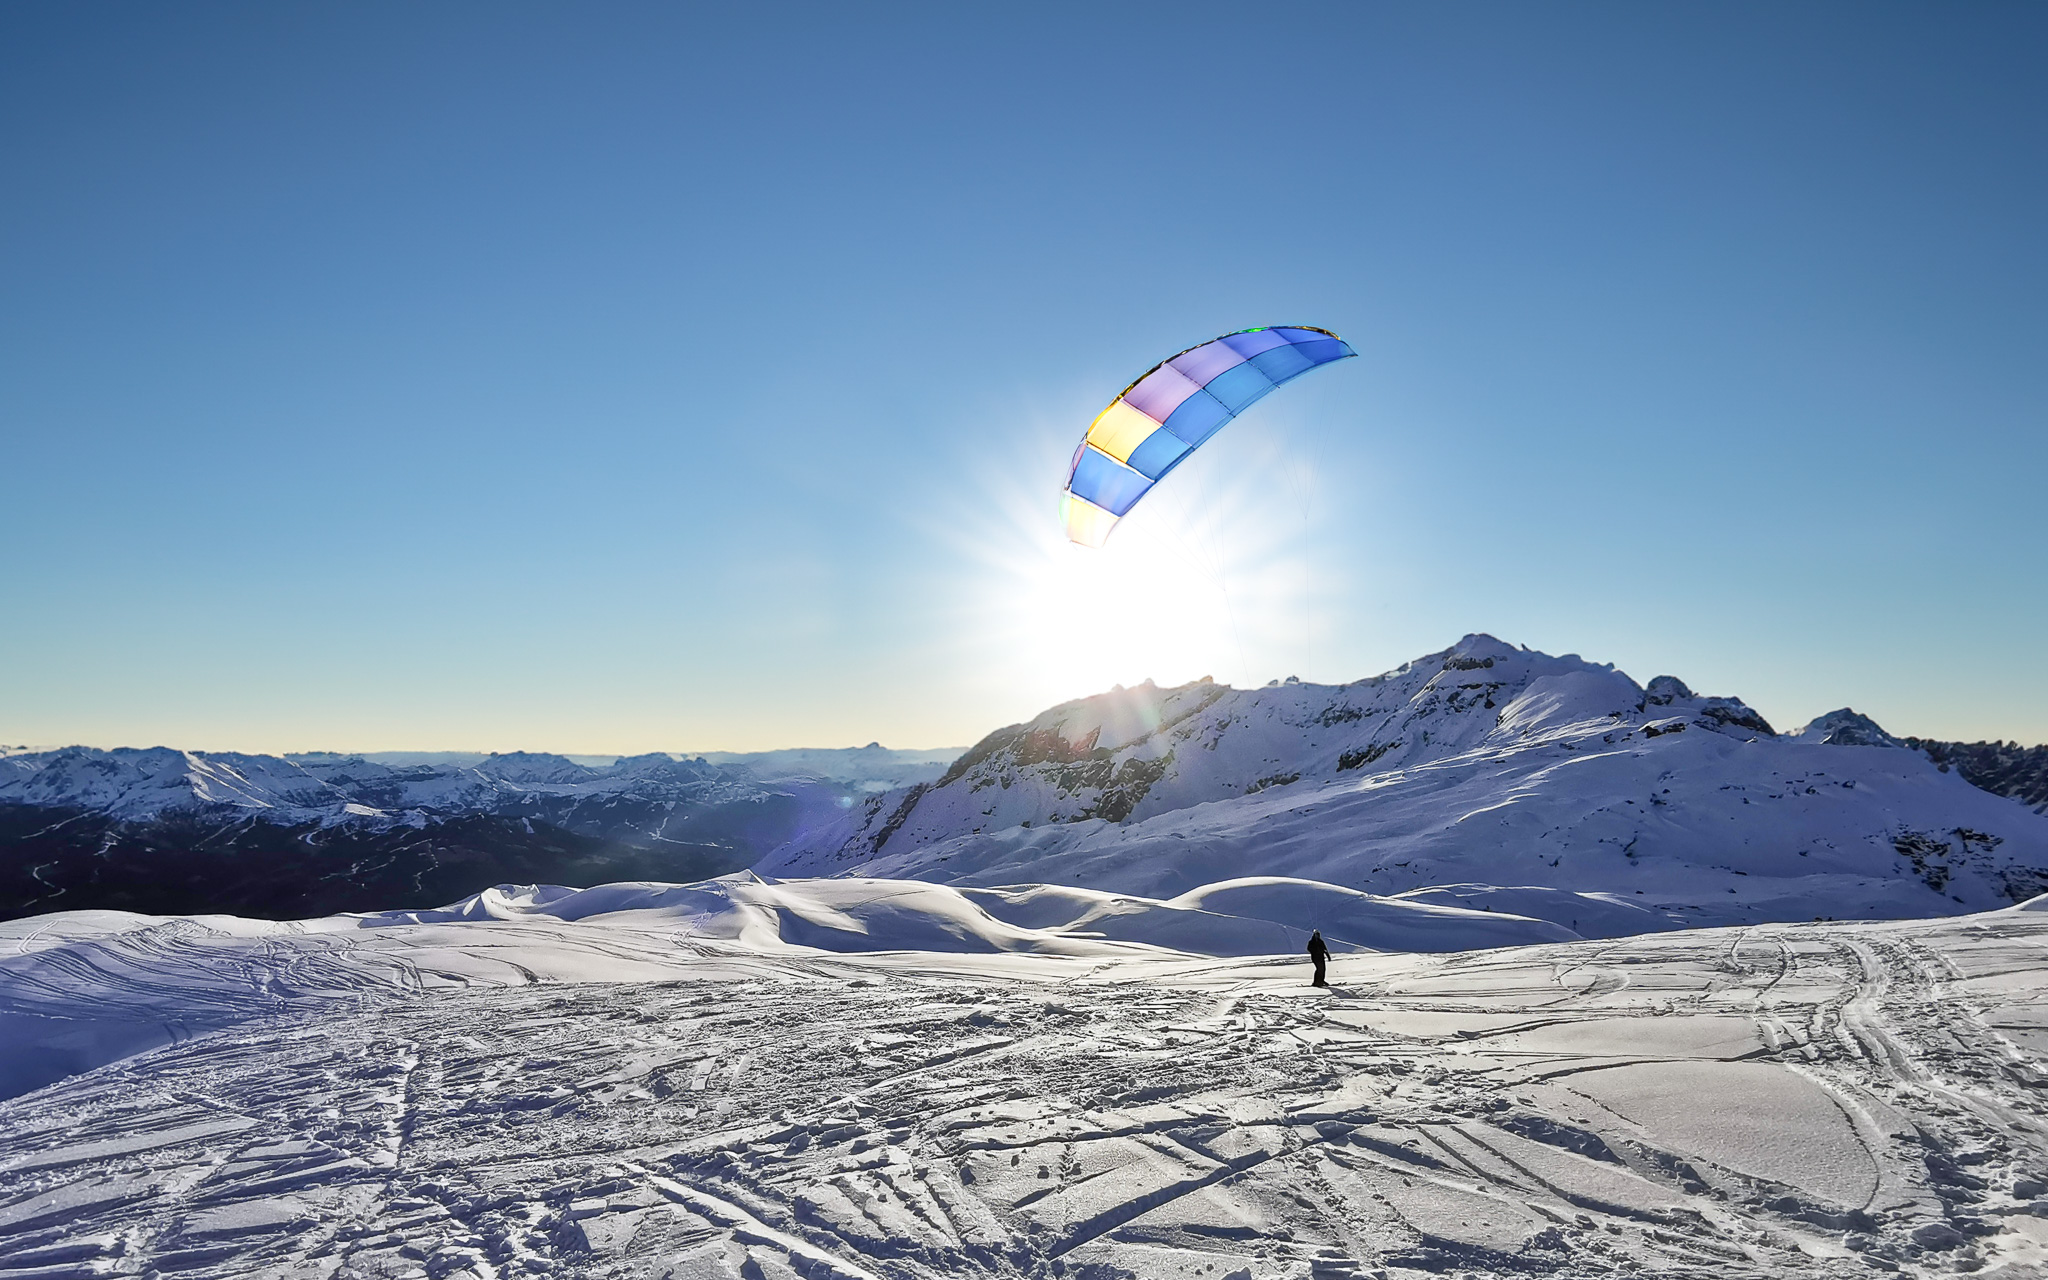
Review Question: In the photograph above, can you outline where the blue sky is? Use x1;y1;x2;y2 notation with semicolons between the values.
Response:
2;3;2043;753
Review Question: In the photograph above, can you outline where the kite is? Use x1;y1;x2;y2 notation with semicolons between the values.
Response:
1060;326;1356;546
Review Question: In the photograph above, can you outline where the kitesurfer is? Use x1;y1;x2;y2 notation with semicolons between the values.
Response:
1306;929;1329;988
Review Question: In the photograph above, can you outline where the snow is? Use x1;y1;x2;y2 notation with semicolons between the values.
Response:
9;886;2048;1276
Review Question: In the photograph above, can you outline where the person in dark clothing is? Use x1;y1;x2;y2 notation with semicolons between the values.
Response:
1306;929;1329;987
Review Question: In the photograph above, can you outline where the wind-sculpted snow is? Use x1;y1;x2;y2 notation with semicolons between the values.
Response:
763;635;2048;933
0;874;1571;1099
10;896;2048;1276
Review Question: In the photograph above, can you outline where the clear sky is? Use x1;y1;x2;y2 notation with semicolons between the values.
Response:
2;3;2043;755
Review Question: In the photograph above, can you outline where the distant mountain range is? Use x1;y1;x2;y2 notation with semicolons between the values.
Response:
0;745;954;920
761;634;2048;936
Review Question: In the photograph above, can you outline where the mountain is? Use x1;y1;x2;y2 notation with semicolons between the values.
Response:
0;745;955;921
760;633;2048;933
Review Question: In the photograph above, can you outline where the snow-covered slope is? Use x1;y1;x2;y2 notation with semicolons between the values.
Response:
9;891;2048;1278
761;634;2048;932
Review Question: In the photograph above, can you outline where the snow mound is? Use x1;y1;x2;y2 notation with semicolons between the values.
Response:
1389;883;1687;936
354;878;1130;956
352;873;1569;957
1164;876;1576;950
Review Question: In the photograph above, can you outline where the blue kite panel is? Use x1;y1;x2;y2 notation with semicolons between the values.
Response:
1202;361;1279;414
1249;343;1315;384
1289;337;1349;365
1162;388;1232;447
1125;427;1191;479
1068;447;1154;516
1220;328;1291;359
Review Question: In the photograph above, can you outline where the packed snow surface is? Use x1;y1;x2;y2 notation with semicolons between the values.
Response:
7;634;2048;1276
10;882;2048;1276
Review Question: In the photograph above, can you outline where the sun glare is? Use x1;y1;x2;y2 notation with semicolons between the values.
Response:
931;405;1339;719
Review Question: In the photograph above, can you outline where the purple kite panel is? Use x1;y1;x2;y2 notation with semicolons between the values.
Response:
1123;364;1204;424
1168;340;1246;387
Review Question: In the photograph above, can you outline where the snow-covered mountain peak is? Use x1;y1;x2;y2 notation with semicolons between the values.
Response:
818;635;1821;864
1792;707;1904;748
761;635;2048;933
949;674;1222;771
471;751;591;785
1643;674;1693;704
601;752;721;784
1441;630;1523;666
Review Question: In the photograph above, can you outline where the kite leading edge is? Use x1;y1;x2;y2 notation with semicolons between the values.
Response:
1060;326;1356;547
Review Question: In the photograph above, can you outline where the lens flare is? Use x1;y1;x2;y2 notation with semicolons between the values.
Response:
921;403;1341;719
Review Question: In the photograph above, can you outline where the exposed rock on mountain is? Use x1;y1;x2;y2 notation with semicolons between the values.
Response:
1906;737;2048;813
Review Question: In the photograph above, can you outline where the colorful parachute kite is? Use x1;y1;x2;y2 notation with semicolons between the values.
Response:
1060;325;1357;547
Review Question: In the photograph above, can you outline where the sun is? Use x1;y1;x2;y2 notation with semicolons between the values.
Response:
929;407;1331;716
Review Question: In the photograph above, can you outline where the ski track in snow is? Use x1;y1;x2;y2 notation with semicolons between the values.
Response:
10;910;2048;1277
